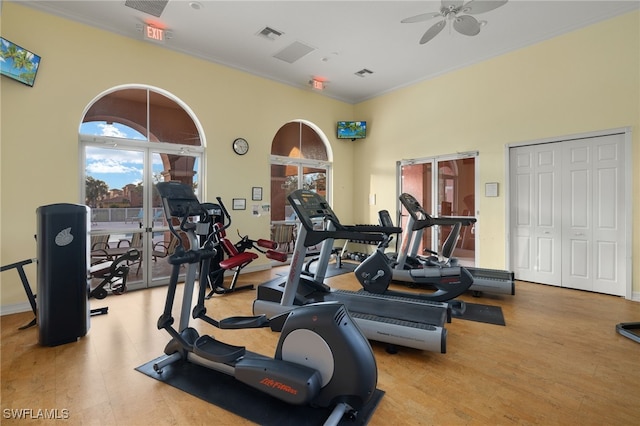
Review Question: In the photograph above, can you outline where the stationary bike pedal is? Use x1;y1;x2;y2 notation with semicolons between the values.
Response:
193;335;246;363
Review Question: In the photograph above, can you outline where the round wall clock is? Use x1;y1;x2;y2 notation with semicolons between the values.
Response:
232;138;249;155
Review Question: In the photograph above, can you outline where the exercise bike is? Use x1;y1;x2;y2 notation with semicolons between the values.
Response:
151;182;378;425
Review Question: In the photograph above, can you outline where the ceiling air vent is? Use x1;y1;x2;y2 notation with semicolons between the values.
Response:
257;26;284;41
355;68;374;78
124;0;169;18
273;41;316;64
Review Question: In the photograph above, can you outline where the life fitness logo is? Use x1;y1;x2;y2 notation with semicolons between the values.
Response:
54;228;74;247
259;377;298;395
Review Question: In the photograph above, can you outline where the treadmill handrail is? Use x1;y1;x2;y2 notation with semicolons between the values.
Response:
399;192;476;231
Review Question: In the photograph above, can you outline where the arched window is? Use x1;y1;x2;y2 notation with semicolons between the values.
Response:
269;120;332;253
79;85;204;289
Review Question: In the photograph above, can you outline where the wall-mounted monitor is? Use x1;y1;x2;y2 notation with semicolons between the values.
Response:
337;121;366;140
1;37;41;87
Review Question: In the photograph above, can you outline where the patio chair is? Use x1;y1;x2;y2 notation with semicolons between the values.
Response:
90;234;111;264
102;233;144;274
271;223;296;254
152;234;180;261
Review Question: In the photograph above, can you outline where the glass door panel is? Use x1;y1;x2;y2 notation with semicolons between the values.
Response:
438;158;475;264
270;163;328;253
148;152;199;286
85;146;145;287
302;166;327;196
400;162;434;254
400;156;476;266
270;163;299;222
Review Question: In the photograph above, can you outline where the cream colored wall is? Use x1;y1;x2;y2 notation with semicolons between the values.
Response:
354;11;639;294
2;4;638;311
0;3;355;308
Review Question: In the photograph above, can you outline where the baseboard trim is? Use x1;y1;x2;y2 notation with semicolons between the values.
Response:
0;301;33;316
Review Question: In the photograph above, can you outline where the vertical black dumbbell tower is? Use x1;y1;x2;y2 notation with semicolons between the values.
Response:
36;203;90;346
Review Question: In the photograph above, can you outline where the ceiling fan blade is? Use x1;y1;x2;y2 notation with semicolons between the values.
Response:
401;11;443;24
453;15;481;36
463;0;508;15
420;20;447;44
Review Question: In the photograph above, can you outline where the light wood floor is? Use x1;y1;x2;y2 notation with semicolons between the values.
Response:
2;266;639;425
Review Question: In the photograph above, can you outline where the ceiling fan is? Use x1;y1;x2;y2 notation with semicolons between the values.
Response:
401;0;508;45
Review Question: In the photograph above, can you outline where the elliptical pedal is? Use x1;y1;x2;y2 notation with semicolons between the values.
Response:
193;335;246;363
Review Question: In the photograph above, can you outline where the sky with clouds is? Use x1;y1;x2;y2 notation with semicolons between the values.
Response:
83;122;166;191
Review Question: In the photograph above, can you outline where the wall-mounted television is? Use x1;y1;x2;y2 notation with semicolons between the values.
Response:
0;37;41;87
337;121;367;140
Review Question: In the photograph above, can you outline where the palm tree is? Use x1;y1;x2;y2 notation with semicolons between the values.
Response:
0;43;19;61
85;176;110;208
13;50;33;71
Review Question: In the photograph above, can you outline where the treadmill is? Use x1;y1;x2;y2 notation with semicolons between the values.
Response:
394;193;515;296
254;189;452;354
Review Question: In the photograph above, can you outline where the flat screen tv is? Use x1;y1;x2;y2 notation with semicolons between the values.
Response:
337;121;366;140
0;37;41;87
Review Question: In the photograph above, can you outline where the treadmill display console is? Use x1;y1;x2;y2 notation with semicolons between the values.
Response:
288;190;341;232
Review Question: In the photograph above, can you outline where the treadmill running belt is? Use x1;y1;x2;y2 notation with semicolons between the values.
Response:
136;357;385;425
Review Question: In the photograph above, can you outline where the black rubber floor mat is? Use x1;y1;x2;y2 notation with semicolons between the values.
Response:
136;356;384;425
452;302;506;326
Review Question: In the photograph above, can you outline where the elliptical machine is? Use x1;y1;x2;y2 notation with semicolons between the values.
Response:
151;182;378;425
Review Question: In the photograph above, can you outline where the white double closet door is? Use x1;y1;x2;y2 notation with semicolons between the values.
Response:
510;131;629;296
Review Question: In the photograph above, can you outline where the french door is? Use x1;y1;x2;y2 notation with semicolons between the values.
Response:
83;142;201;289
397;153;478;266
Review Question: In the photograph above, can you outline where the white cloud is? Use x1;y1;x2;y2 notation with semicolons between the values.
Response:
86;146;144;165
98;123;129;138
86;158;141;174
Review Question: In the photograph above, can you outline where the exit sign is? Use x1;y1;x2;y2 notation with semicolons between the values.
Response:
144;24;165;43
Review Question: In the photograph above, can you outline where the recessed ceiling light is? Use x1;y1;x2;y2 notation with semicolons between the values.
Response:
189;2;203;10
